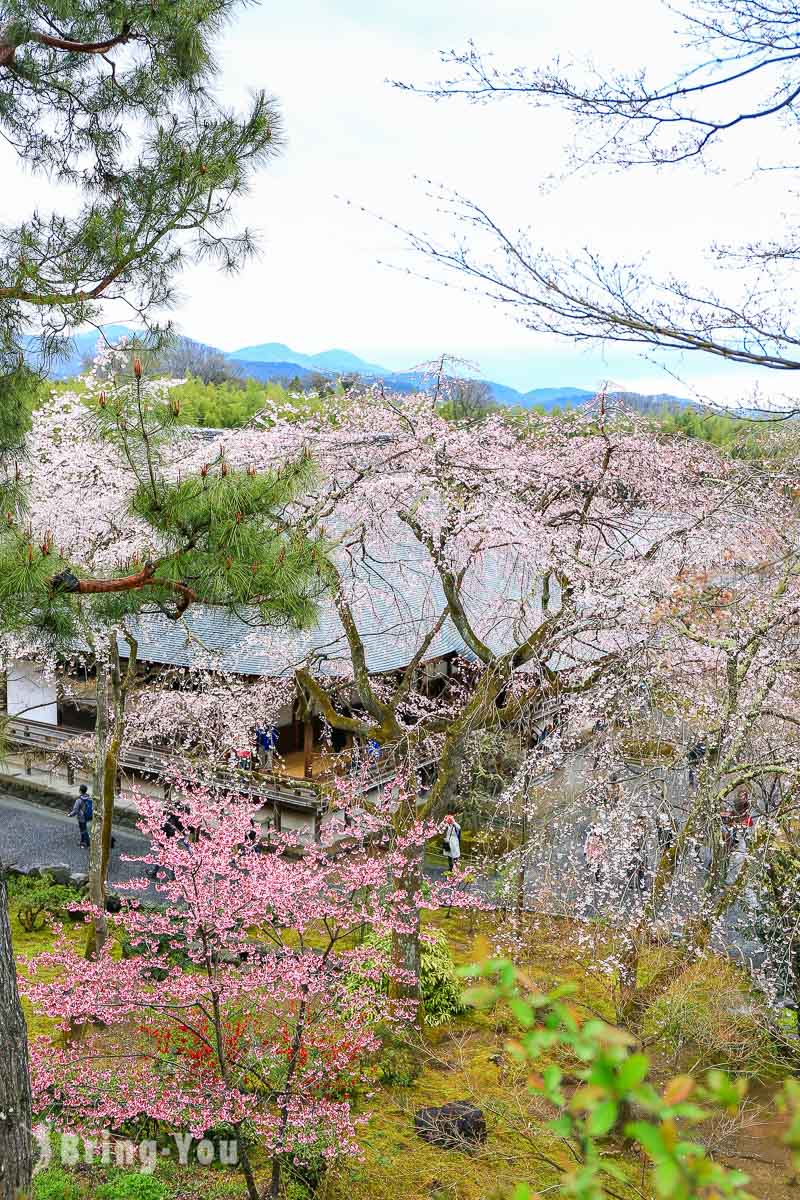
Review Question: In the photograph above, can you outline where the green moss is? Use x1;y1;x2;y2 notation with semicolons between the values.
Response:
96;1175;169;1200
15;897;779;1200
10;897;88;1038
33;1168;81;1200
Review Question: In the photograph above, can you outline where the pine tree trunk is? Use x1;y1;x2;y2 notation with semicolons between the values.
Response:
0;871;33;1200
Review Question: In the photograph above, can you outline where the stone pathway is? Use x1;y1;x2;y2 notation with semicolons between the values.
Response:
0;791;150;893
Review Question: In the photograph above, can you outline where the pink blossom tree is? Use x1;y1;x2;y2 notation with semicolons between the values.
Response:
23;780;466;1199
8;367;791;1014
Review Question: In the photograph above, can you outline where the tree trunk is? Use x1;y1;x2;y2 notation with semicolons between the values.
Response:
86;630;137;960
303;717;313;779
0;871;33;1200
86;647;111;960
270;992;310;1198
390;842;424;1021
515;804;529;919
206;979;260;1200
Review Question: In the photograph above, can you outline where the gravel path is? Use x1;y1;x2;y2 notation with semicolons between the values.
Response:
0;792;149;893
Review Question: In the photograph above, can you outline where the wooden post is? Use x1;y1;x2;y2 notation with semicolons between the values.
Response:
303;719;313;779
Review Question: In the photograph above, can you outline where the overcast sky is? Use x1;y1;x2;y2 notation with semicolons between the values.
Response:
6;0;796;400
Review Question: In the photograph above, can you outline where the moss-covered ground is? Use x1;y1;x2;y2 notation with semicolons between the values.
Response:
12;900;798;1199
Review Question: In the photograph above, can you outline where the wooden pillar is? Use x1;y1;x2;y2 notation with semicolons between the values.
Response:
303;719;313;779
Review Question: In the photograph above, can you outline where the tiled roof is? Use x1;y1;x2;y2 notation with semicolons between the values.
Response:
120;541;474;677
116;542;625;681
120;601;465;678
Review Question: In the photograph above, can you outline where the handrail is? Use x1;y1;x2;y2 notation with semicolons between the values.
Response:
5;717;322;810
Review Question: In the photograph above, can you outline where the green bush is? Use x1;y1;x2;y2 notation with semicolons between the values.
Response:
96;1173;169;1200
33;1168;81;1200
10;873;80;932
350;930;466;1027
419;930;468;1025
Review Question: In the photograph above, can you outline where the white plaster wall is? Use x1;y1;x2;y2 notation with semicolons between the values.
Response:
7;659;58;725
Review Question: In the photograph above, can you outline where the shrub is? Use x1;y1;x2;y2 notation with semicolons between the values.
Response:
350;930;466;1027
419;930;468;1025
96;1173;169;1200
33;1168;81;1200
120;927;191;982
11;874;79;932
643;958;778;1074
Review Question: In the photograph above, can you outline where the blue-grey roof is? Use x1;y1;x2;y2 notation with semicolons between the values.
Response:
120;602;465;678
119;539;473;677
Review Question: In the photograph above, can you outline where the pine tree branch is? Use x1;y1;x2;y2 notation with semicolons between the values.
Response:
49;563;197;615
0;22;132;67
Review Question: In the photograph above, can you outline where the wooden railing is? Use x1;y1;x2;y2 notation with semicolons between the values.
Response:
5;718;322;813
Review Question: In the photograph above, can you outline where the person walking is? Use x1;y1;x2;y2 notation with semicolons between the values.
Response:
69;784;92;849
583;822;607;884
441;814;462;872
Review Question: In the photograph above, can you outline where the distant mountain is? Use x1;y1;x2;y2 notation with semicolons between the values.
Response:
229;342;388;376
28;325;693;414
524;386;594;405
231;359;317;385
25;324;138;378
605;391;695;415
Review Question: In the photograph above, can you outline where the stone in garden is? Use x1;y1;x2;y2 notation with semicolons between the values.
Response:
69;873;88;889
45;863;72;885
414;1102;487;1149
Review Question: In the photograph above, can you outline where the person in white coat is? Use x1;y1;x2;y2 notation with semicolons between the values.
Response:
442;814;462;871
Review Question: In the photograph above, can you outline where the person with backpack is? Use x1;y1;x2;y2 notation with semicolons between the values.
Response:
69;784;92;848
